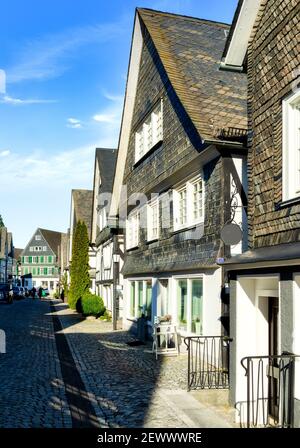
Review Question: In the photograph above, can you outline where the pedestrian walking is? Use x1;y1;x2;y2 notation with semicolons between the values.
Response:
38;287;43;300
60;288;65;303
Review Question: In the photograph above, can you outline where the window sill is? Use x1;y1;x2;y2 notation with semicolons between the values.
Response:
126;245;139;252
133;140;163;168
172;222;204;235
275;196;300;210
146;238;159;245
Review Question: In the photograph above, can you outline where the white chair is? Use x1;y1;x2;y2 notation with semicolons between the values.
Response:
152;322;179;359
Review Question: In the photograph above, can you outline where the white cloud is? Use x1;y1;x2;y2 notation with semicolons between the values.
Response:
93;113;117;124
93;90;124;126
0;150;10;157
0;94;57;105
6;21;125;84
67;117;82;129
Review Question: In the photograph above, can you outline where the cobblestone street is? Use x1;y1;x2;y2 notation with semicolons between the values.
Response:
0;298;233;428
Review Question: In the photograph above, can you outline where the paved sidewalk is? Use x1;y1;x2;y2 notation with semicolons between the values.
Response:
0;298;235;428
54;301;234;428
0;299;71;428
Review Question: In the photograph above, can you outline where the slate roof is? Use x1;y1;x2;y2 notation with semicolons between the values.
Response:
95;148;117;195
39;228;66;258
72;189;93;237
13;248;23;261
137;8;248;143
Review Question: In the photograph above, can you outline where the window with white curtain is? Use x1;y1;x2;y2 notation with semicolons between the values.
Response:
282;89;300;201
173;174;204;231
135;100;163;163
126;209;140;249
147;198;159;241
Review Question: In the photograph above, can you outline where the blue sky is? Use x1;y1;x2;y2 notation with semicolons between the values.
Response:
0;0;238;247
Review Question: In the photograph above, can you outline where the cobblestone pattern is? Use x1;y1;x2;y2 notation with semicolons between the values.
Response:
56;303;190;428
0;299;72;428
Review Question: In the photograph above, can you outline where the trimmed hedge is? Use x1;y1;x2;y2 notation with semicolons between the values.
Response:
77;293;105;317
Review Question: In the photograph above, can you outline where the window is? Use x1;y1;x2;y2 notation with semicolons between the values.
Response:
40;256;44;263
283;89;300;200
129;279;152;320
21;257;25;263
37;268;40;275
135;101;163;163
147;198;159;241
173;174;204;230
126;209;140;249
99;208;107;232
43;246;47;251
130;282;136;317
28;256;32;264
158;279;169;317
35;235;41;241
48;256;52;264
29;247;34;252
145;280;152;320
177;280;188;331
35;256;39;263
137;281;144;318
176;277;203;334
43;267;48;276
32;267;36;276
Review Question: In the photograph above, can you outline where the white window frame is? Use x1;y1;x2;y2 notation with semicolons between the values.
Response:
128;278;152;320
173;174;204;231
147;198;159;241
35;235;41;241
174;275;204;335
282;89;300;201
135;100;163;163
126;209;140;250
42;246;47;251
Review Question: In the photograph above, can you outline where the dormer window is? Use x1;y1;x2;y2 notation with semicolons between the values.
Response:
135;100;163;163
282;89;300;201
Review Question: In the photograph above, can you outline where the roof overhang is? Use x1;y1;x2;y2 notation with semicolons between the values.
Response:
221;0;262;71
219;242;300;271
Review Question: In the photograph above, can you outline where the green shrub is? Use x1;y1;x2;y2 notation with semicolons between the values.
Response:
80;293;105;317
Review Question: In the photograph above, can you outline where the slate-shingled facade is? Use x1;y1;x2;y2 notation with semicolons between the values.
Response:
20;228;66;292
91;148;123;326
111;8;248;338
222;0;300;427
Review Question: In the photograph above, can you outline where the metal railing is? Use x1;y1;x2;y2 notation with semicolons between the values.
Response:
184;336;232;391
241;353;299;428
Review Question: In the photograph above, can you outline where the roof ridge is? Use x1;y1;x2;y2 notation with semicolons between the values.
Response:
137;7;230;27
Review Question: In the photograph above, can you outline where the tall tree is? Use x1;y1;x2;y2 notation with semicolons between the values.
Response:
68;221;90;309
0;215;4;227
